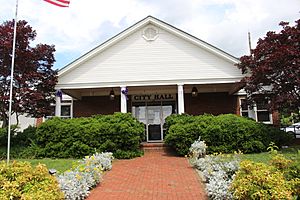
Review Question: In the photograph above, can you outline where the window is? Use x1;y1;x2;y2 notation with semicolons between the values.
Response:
61;104;71;118
256;99;271;122
47;100;73;119
239;98;272;124
240;99;249;117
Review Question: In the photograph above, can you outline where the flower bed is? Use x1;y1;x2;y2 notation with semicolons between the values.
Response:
57;152;114;200
189;138;300;199
189;137;240;199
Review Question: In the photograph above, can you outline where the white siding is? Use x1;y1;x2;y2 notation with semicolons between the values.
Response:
0;114;35;131
59;25;242;87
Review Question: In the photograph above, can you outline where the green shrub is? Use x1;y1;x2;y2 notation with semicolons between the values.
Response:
34;112;144;159
164;114;292;155
230;160;293;199
17;125;37;146
0;127;6;145
0;161;64;200
285;157;300;180
164;114;197;130
0;146;26;159
0;125;37;147
269;153;300;197
0;125;18;146
0;126;37;159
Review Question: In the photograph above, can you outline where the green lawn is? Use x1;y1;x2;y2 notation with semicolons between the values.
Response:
240;145;300;163
239;152;272;163
1;146;78;173
13;158;79;173
2;146;298;175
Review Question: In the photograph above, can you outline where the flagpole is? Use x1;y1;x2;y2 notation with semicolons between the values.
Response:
248;31;252;55
7;0;19;165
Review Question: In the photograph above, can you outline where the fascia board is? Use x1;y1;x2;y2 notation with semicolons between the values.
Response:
148;17;240;64
55;77;244;90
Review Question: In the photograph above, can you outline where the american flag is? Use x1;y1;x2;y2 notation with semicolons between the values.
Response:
43;0;70;7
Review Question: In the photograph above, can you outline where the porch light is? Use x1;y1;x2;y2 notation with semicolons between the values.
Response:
192;87;198;97
109;89;115;100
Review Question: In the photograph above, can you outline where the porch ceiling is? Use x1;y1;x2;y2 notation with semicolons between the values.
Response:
62;82;242;100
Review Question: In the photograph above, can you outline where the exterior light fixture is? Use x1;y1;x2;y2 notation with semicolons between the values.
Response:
109;89;115;100
192;87;198;97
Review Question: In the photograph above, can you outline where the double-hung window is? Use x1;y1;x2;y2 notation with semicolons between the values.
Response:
239;98;272;124
256;100;271;123
240;99;249;117
47;100;73;119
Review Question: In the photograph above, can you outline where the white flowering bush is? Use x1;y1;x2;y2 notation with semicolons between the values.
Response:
193;155;239;199
80;152;113;171
189;138;240;200
58;152;113;200
189;136;207;159
206;170;233;200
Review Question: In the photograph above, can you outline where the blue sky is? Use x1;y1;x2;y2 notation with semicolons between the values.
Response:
1;0;300;69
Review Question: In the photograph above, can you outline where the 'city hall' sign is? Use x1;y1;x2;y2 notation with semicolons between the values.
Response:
132;94;175;102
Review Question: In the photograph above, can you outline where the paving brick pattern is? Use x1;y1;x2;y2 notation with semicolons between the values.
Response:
87;150;207;200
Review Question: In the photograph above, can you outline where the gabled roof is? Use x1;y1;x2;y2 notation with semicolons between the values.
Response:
58;15;239;77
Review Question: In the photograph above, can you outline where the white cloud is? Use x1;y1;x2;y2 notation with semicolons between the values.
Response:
1;0;299;68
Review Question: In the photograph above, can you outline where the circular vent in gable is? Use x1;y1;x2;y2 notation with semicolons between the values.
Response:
142;26;159;41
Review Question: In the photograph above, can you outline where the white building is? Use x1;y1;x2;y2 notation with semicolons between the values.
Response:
54;16;277;142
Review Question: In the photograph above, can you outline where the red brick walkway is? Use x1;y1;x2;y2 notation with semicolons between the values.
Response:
87;150;207;200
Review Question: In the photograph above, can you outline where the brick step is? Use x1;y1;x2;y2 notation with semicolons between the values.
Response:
141;142;166;147
140;142;173;152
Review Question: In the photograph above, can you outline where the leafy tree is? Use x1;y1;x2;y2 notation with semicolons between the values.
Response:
237;19;300;114
0;20;57;128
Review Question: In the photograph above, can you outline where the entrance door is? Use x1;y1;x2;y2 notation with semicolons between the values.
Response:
147;106;162;141
147;105;173;142
132;104;173;142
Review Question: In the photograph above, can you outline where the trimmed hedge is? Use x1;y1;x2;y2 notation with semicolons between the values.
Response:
164;114;292;155
0;126;37;159
0;125;36;147
35;112;144;159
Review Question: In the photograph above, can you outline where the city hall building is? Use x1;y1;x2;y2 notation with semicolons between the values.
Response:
54;16;277;142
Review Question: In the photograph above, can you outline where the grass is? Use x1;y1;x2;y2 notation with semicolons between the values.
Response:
240;145;300;164
239;152;272;163
12;158;79;173
0;146;78;173
15;146;297;173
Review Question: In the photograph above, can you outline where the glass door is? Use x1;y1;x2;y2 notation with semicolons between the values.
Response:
147;106;162;141
132;106;147;141
132;102;174;142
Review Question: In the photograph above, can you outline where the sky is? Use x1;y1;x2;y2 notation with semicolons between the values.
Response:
0;0;300;69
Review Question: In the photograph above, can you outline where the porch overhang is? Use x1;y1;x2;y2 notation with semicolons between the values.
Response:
58;81;244;100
